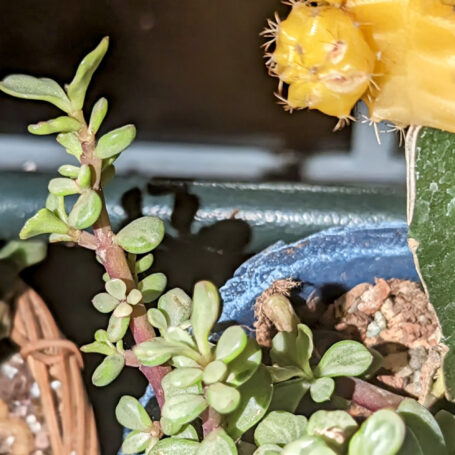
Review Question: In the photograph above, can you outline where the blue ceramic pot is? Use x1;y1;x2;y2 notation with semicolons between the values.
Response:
120;221;419;454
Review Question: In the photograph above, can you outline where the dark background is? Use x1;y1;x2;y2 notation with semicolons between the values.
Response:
0;1;354;453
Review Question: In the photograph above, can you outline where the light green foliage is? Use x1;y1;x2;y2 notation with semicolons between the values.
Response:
198;428;237;454
0;74;72;112
149;438;199;455
162;394;208;426
92;352;124;387
206;383;241;414
89;97;108;133
58;164;80;178
56;132;83;160
116;216;165;254
139;272;167;303
309;377;335;403
96;124;136;159
68;190;102;229
19;208;69;239
158;288;192;327
28;116;81;135
348;410;405;455
116;395;153;431
282;436;337;455
77;164;92;188
67;37;109;110
48;177;80;196
215;326;248;363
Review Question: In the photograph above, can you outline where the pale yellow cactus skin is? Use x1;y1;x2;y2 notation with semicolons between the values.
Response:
266;0;455;133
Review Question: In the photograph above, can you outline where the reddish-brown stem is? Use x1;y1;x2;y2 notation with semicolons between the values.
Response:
78;125;170;408
202;407;221;437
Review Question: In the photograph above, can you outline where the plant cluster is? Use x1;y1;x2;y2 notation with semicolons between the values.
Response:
2;38;455;455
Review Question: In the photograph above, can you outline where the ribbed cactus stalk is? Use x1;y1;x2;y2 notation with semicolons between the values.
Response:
265;0;455;132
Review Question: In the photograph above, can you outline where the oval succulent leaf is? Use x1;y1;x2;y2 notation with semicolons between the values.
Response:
58;164;80;178
115;395;153;431
57;132;83;160
203;360;228;384
121;430;151;454
254;411;307;447
206;383;241;414
77;164;92;188
348;410;405;455
96;124;136;159
67;37;109;110
162;393;208;426
295;324;314;376
309;377;335;403
92;353;124;387
225;338;262;387
215;326;248;363
139;273;167;303
191;281;220;358
106;278;127;300
314;340;373;378
48;178;80;197
268;378;309;414
68;190;102;230
253;444;282;455
134;339;187;367
136;253;154;274
92;292;119;313
167;368;203;388
149;438;199;455
127;289;142;306
80;340;116;356
19;208;69;239
436;410;455;452
147;308;168;331
89;97;108;134
158;288;192;327
107;313;130;342
198;428;237;455
282;435;337;455
165;327;196;349
28;116;81;135
116;216;165;254
397;398;448;454
174;424;199;441
224;365;273;439
0;74;72;112
270;331;299;369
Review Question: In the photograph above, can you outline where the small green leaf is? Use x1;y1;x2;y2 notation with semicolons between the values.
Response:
80;340;116;356
162;393;208;426
114;301;133;318
282;436;337;455
160;417;183;436
174;424;199;441
397;398;448;455
19;208;69;239
57;132;83;160
203;360;228;384
172;356;200;369
191;281;220;358
136;253;154;274
267;365;303;383
92;292;119;313
225;338;262;387
270;331;299;369
167;368;203;388
314;340;373;378
161;373;202;399
106;278;127;300
207;383;241;414
165;327;197;349
121;430;151;454
139;273;167;303
224;365;273;439
310;377;335;403
295;324;314;377
134;338;190;367
117;216;165;254
127;289;142;305
436;410;455;453
58;164;80;178
148;308;168;331
68;190;102;229
107;313;130;342
149;438;199;455
115;395;153;431
48;178;80;196
215;326;248;363
253;445;282;455
94;329;110;342
307;410;358;450
254;411;307;447
0;74;72;112
348;410;405;455
268;378;309;413
28;116;81;135
198;428;237;454
158;288;192;327
77;164;91;188
96;124;136;159
89;97;108;134
67;37;109;110
92;353;124;387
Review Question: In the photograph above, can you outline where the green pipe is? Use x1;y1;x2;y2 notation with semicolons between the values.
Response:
0;171;406;252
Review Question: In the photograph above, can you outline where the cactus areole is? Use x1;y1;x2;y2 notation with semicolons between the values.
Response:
265;0;455;132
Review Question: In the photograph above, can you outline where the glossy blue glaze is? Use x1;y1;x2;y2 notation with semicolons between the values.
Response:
120;222;419;454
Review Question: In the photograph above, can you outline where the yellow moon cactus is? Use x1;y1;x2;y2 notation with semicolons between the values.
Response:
265;0;455;133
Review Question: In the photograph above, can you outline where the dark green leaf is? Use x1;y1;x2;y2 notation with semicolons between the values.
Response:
268;378;309;413
225;337;262;387
436;410;455;453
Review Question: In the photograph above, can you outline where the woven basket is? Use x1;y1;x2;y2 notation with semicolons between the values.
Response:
10;281;100;454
